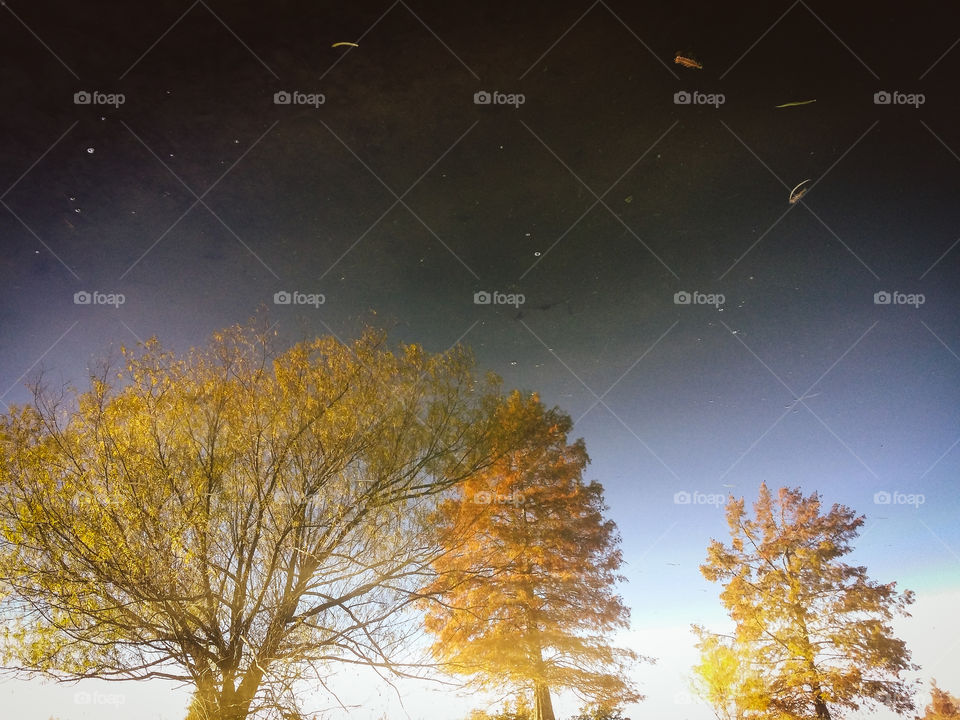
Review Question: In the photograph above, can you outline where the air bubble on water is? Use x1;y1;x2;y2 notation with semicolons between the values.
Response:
510;361;518;366
534;251;541;257
86;147;94;154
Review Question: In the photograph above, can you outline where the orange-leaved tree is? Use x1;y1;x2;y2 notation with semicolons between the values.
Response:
700;483;918;720
419;392;644;720
918;680;960;720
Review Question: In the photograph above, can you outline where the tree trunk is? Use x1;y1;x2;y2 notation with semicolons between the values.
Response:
182;672;261;720
534;681;556;720
794;600;831;720
812;689;832;720
185;676;219;720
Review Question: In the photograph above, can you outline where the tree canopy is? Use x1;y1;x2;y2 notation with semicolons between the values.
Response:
690;631;768;720
419;392;643;720
697;483;918;720
0;322;511;720
918;680;960;720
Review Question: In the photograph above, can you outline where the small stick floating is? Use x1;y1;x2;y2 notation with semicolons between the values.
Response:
776;99;816;108
674;54;702;69
332;42;359;48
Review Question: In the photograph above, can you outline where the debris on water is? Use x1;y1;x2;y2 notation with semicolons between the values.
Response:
789;179;812;204
674;54;703;69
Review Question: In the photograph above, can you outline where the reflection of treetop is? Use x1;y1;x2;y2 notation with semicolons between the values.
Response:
695;484;919;720
0;321;513;720
419;390;645;720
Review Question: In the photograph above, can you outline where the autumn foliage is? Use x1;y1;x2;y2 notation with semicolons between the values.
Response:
419;392;643;720
696;484;918;719
918;680;960;720
0;323;508;720
0;319;940;720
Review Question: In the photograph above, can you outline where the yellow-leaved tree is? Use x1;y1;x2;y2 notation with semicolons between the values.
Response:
690;630;769;720
419;392;645;720
0;321;514;720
